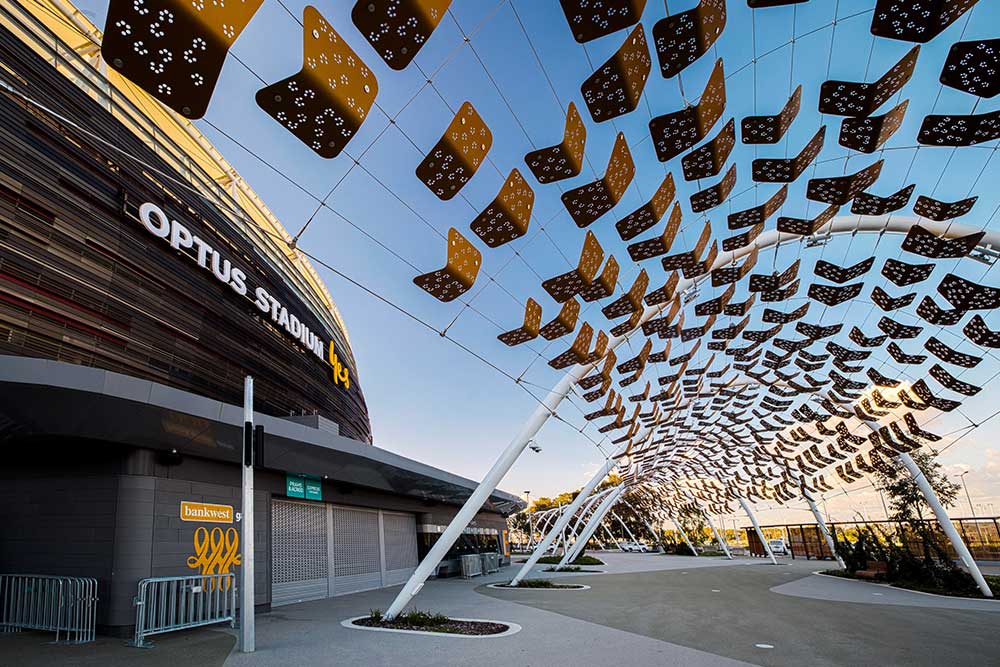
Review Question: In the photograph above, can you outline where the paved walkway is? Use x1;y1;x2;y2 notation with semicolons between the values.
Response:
2;551;997;666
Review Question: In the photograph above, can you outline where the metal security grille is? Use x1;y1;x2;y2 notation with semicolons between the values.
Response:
271;500;329;606
331;507;382;595
382;512;419;586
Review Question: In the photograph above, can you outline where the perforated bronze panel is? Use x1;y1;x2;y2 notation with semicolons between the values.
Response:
938;273;1000;311
839;100;908;153
851;184;914;216
602;269;649;319
561;132;635;228
752;126;825;183
901;225;984;259
652;0;726;79
690;163;736;212
255;7;378;159
549;321;594;369
872;286;914;311
682;119;736;181
525;102;587;184
649;59;726;162
818;46;919;117
711;247;758;287
940;39;1000;98
539;298;580;340
615;173;676;241
728;185;787;229
814;257;874;284
581;24;652;123
627;203;682;261
806;160;883;205
882;257;934;286
103;0;264;119
416;102;492;200
776;203;839;236
722;223;763;252
913;194;977;222
412;228;482;302
742;85;801;144
965;315;1000;348
542;231;605;302
870;0;979;44
497;298;542;346
559;0;647;43
918;110;1000;146
807;282;863;307
470;169;534;247
351;0;452;70
580;256;620;302
661;221;712;273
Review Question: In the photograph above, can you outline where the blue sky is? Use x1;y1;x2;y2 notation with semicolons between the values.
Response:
76;0;1000;522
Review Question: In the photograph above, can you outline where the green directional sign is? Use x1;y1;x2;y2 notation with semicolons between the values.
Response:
305;479;323;501
286;475;305;499
286;474;322;501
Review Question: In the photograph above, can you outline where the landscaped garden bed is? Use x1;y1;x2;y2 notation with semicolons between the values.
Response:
822;568;1000;599
536;555;604;565
491;579;587;589
542;565;603;573
353;610;510;635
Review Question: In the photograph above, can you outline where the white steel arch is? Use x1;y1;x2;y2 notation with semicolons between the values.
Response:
383;216;1000;618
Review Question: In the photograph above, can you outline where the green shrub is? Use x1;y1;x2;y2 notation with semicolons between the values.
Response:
536;555;604;565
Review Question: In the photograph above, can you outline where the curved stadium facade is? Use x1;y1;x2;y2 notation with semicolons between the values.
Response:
0;1;520;634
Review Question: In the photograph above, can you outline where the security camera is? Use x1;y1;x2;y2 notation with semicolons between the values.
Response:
528;439;542;453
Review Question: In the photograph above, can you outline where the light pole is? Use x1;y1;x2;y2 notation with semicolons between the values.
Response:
524;491;531;549
958;471;986;553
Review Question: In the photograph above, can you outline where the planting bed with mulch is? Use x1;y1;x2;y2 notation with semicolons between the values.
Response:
354;610;509;635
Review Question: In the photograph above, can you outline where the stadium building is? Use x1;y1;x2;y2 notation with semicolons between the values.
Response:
0;1;521;635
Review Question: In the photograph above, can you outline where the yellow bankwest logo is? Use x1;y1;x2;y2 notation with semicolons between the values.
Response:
180;501;234;524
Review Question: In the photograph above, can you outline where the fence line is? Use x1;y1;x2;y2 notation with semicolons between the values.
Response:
0;574;98;643
130;573;236;648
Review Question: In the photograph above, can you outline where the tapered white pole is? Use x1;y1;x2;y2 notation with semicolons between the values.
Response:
739;498;777;564
240;376;255;652
703;511;732;559
510;455;622;586
897;453;992;597
562;486;624;565
671;518;699;556
803;492;845;568
612;512;639;543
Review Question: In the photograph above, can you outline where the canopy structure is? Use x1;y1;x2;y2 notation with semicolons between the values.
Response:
24;0;999;616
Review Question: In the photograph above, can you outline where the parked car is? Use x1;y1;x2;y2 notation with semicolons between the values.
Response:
768;538;789;555
619;541;654;553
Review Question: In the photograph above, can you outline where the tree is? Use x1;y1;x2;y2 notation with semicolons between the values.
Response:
676;505;709;546
874;450;960;523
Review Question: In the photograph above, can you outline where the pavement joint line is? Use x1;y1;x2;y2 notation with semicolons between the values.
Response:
339;616;523;639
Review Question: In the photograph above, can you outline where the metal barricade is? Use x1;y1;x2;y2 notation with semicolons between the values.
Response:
459;554;483;579
130;574;236;648
480;553;500;574
0;574;98;643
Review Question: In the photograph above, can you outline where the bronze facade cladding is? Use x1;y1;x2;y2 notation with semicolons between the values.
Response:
0;25;372;443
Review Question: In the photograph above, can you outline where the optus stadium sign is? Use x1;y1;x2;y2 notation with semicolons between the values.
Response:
139;202;349;389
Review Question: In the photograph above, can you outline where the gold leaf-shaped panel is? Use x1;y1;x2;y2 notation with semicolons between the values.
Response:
649;59;726;162
103;0;264;118
806;160;883;205
818;46;919;117
256;6;378;158
525;102;587;184
690;163;736;212
559;0;647;44
839;100;908;153
752;126;825;183
470;169;534;247
682;118;736;181
653;0;726;79
416;102;492;200
615;173;676;241
351;0;452;70
561;132;635;228
870;0;979;44
627;203;682;261
413;228;482;301
540;298;581;340
498;298;542;346
549;322;594;369
580;256;620;302
581;24;652;123
742;85;801;144
542;231;605;302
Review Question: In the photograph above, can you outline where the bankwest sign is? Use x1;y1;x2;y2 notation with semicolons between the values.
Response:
180;501;234;524
139;202;349;389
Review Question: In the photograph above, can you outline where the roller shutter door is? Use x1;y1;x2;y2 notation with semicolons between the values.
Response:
331;506;383;595
271;499;329;606
382;511;419;586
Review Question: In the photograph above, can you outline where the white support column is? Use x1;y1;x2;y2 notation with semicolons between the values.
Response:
703;511;732;560
803;492;845;569
898;452;993;598
509;456;621;586
384;368;586;617
739;498;777;565
602;524;620;549
671;518;699;556
612;512;638;543
562;486;624;565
